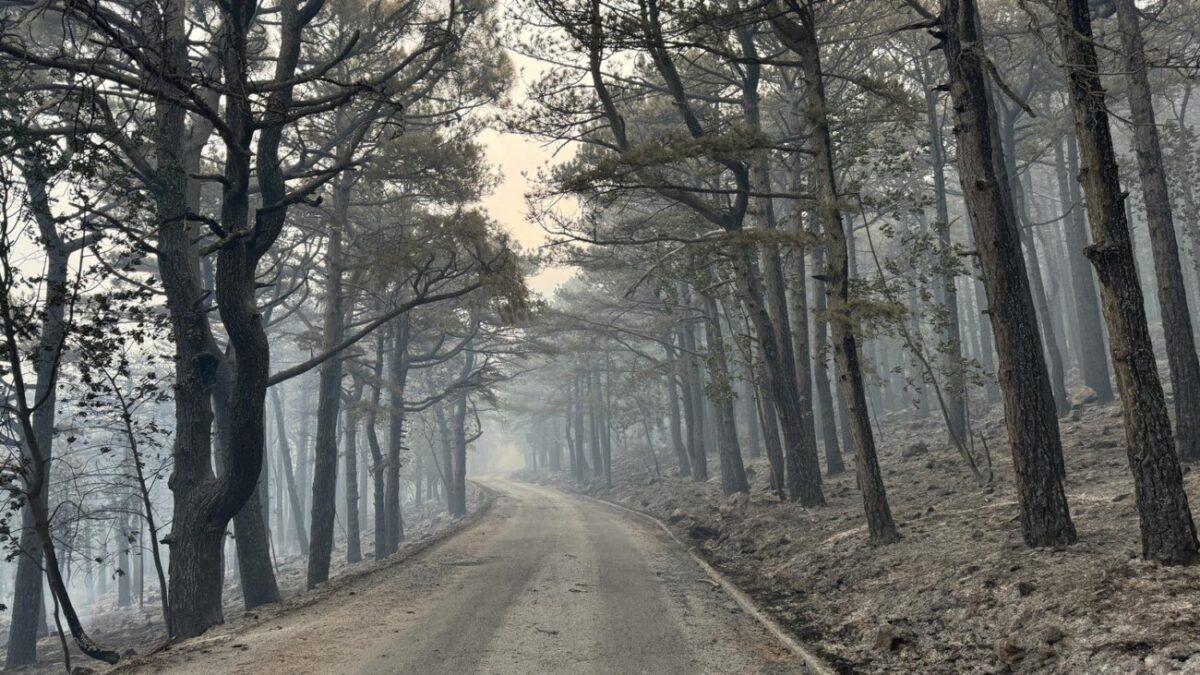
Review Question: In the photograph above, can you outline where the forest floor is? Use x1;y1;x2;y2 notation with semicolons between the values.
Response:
527;395;1200;674
1;485;486;673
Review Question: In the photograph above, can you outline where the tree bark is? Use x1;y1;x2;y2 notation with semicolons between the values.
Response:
700;292;750;494
938;0;1077;548
344;386;363;564
307;178;350;587
1053;0;1198;564
1056;137;1114;401
383;318;410;555
450;345;475;517
1115;0;1200;464
663;339;692;476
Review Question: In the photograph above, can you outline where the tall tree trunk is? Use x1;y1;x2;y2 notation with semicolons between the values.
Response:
772;2;895;542
1053;0;1198;564
809;237;844;475
450;345;475;517
366;333;387;560
1001;114;1070;413
5;165;72;668
1115;0;1200;464
573;374;589;477
270;387;309;554
383;318;410;555
664;339;692;476
919;53;969;439
597;366;613;488
307;180;349;588
700;292;750;494
937;0;1077;548
344;383;363;564
218;373;279;609
730;247;823;504
1056;137;1114;400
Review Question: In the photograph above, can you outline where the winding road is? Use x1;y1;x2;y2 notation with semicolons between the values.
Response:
128;477;808;674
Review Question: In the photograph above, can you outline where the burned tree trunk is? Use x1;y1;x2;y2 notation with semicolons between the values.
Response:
700;291;750;494
307;183;349;587
1055;137;1114;402
937;0;1076;548
383;318;411;555
1114;0;1200;465
343;383;363;564
772;1;895;542
809;235;844;475
1053;0;1198;564
664;338;693;476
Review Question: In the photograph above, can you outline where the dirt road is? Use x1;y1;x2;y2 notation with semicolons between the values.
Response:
127;477;807;674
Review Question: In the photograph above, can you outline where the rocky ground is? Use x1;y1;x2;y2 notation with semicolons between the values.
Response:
0;486;485;673
527;394;1200;674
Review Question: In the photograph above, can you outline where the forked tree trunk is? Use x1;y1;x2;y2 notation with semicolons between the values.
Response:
1053;0;1198;564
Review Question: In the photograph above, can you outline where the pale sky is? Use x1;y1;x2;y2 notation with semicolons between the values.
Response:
479;51;577;296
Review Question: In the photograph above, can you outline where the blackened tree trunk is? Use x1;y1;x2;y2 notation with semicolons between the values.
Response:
773;2;895;543
587;365;605;477
1115;0;1200;464
1056;136;1114;401
664;340;692;476
366;333;387;559
743;308;787;498
730;246;823;503
343;382;363;564
117;513;131;608
938;0;1076;548
809;237;844;475
383;318;411;555
307;179;350;588
598;366;613;488
677;312;709;481
450;344;476;517
1053;0;1198;564
573;374;589;477
700;291;750;494
217;376;279;609
1000;114;1070;414
738;29;823;501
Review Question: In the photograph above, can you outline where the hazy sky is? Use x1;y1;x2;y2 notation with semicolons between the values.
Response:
479;52;576;296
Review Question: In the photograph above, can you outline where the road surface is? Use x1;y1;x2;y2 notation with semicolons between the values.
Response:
129;477;808;674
